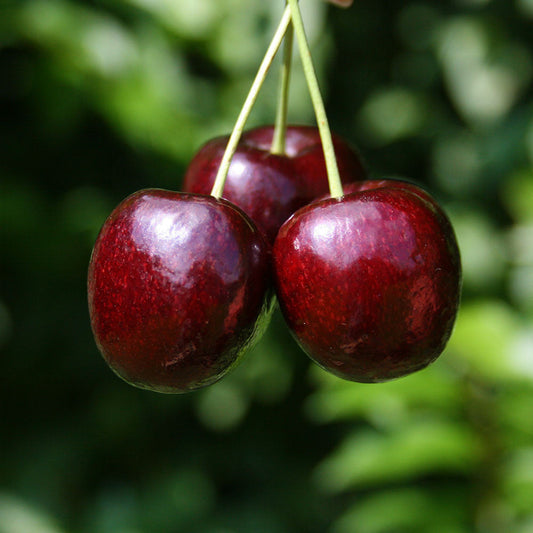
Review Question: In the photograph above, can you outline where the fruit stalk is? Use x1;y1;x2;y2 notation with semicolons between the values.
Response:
211;5;292;199
287;0;344;198
271;19;294;155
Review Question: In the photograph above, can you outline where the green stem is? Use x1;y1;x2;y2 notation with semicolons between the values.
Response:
287;0;343;198
210;5;292;198
271;19;294;155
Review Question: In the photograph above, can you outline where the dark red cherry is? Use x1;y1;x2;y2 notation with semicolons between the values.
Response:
341;178;443;210
339;178;459;241
88;189;273;393
183;125;366;243
273;184;461;382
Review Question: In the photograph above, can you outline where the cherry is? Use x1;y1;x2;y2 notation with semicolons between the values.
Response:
341;178;445;212
340;178;460;247
88;189;273;393
273;182;461;382
183;125;366;243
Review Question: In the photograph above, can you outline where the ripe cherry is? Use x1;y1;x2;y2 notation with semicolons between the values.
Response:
273;181;461;382
183;125;366;243
88;189;273;393
342;178;446;211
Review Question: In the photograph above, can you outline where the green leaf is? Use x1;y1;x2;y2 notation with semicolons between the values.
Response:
306;363;461;426
331;487;470;533
502;448;533;515
501;170;533;223
446;300;528;383
0;494;64;533
314;420;481;492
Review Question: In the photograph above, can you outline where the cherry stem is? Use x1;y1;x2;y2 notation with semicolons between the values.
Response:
210;5;292;199
271;18;294;155
287;0;343;198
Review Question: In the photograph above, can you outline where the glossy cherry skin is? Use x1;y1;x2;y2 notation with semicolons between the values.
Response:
88;189;273;393
273;185;461;382
340;178;443;211
183;125;366;243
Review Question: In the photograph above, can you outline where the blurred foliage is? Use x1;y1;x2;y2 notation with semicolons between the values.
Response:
1;0;533;532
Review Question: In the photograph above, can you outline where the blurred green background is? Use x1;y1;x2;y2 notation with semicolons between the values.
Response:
1;0;533;531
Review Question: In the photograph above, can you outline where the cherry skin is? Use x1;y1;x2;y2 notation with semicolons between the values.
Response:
340;178;445;212
88;189;273;393
183;125;366;243
273;183;461;382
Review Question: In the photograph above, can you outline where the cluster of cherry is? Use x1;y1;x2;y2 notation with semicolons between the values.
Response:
88;1;461;394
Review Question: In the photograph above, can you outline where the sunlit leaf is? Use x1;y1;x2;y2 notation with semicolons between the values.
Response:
306;363;461;426
314;420;481;492
0;494;64;533
446;300;528;382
